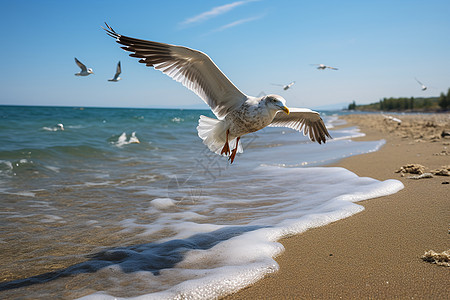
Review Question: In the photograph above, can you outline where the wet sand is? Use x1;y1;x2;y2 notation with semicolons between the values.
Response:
228;113;450;299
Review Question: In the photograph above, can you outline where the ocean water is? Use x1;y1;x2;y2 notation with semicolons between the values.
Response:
0;106;403;299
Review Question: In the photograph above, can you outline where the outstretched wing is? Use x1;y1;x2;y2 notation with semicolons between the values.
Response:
103;23;247;119
415;77;423;85
74;57;87;72
116;61;121;76
269;108;331;144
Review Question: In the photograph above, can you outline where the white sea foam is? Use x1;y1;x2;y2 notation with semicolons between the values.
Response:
44;165;60;173
171;117;184;123
0;189;36;197
80;164;403;300
149;198;176;210
40;214;64;223
0;160;13;170
42;125;65;131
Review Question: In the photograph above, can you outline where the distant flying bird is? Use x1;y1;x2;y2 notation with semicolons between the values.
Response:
108;61;122;82
74;58;94;76
312;64;338;70
415;78;427;91
103;23;331;163
272;81;296;90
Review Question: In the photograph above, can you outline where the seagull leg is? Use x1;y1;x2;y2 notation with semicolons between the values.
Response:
228;137;240;164
221;130;231;156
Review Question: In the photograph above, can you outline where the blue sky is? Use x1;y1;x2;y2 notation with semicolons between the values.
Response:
1;0;449;109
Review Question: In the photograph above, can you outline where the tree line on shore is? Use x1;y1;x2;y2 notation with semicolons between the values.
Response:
347;88;450;112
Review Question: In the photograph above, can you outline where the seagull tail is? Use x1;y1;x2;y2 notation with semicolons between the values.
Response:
197;115;243;156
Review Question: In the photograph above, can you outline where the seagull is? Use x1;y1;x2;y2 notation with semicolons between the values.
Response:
312;64;338;70
108;61;122;82
272;81;296;90
115;132;140;147
74;58;94;76
415;78;427;91
129;132;140;144
103;23;331;163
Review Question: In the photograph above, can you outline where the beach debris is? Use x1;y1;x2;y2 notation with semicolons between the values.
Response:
421;249;450;267
433;148;448;156
429;135;441;141
395;164;425;175
442;181;449;184
433;169;450;176
407;173;433;180
441;130;450;138
424;121;437;128
383;114;402;125
432;165;450;176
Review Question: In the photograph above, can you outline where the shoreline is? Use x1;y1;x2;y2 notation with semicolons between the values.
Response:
227;113;449;299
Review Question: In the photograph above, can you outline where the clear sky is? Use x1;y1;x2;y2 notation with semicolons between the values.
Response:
1;0;449;109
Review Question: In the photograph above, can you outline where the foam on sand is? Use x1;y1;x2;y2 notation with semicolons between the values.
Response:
78;166;403;300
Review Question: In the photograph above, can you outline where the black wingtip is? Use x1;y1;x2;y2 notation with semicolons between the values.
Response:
102;22;119;39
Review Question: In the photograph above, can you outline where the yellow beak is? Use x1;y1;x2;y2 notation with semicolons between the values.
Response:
281;106;290;115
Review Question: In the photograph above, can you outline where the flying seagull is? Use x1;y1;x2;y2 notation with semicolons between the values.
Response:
74;57;94;76
312;64;338;70
272;81;296;90
108;61;122;82
414;78;427;91
103;23;331;163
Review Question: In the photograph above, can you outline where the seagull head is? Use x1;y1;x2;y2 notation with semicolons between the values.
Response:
88;68;94;74
264;94;290;115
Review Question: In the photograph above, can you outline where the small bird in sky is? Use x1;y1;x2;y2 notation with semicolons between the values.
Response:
103;23;331;163
312;64;338;70
272;81;295;90
415;78;427;91
74;58;94;76
108;61;122;82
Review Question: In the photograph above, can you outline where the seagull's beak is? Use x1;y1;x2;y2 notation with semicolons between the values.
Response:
281;106;290;115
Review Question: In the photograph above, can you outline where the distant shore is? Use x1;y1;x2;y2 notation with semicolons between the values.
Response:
227;113;450;299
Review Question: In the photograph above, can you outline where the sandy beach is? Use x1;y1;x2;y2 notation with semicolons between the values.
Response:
228;113;450;299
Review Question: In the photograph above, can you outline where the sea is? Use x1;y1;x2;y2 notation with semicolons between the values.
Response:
0;105;403;299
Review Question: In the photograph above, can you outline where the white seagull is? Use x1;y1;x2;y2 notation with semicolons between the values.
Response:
74;57;94;76
415;78;427;91
312;64;338;70
272;81;296;90
108;61;122;82
104;23;331;163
